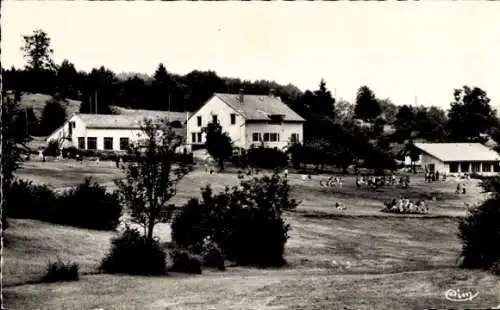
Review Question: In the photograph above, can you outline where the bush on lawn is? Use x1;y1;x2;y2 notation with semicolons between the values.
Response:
169;249;202;274
458;197;500;271
101;226;167;275
172;173;297;267
43;140;60;156
57;178;123;230
201;237;225;271
42;258;79;283
247;147;288;170
4;178;122;231
4;179;58;220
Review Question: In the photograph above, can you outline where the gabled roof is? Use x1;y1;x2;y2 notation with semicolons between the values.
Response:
414;143;500;162
214;93;305;122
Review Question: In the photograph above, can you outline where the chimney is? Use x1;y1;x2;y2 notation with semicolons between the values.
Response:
239;89;244;103
269;88;276;97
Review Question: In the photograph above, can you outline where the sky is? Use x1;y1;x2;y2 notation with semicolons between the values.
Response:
2;1;500;110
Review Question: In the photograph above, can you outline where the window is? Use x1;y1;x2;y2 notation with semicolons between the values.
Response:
263;133;270;142
197;116;202;127
483;162;492;173
230;114;236;125
212;115;218;123
450;162;459;173
78;137;85;149
291;133;300;143
428;164;435;172
87;137;97;150
192;133;197;143
460;162;470;173
120;138;129;150
104;137;113;150
197;132;202;143
494;163;500;172
68;122;74;136
270;133;278;142
252;133;260;142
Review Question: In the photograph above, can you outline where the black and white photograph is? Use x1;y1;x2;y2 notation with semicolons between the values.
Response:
1;1;500;309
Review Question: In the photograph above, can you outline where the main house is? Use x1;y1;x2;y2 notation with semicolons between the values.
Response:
46;109;188;152
414;142;500;176
186;90;305;150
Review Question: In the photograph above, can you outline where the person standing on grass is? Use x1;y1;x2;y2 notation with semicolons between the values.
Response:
284;168;288;179
436;171;440;181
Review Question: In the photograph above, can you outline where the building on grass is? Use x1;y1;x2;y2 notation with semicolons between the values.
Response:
414;142;500;176
46;110;188;152
186;90;305;150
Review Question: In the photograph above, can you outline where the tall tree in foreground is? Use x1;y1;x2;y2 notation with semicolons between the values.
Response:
114;119;191;245
202;121;233;171
1;92;32;230
447;86;496;142
354;85;381;122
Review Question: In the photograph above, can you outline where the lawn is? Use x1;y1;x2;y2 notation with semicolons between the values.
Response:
4;160;499;309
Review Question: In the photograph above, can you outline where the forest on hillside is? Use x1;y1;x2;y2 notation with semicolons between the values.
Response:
4;29;500;170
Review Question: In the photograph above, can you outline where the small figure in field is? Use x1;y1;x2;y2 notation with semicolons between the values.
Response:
462;184;467;194
425;172;429;183
435;171;440;181
284;168;289;179
115;156;120;168
456;183;462;194
119;157;124;168
237;170;244;179
246;168;252;176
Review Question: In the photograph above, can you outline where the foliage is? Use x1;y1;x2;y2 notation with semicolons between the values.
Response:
42;259;79;283
5;177;122;231
201;237;226;271
172;174;297;267
1;93;32;231
247;147;288;170
354;86;381;121
21;29;55;72
448;86;497;142
169;249;203;274
100;226;167;275
56;59;80;100
115;118;191;245
43;140;61;156
202;121;233;171
458;196;500;271
364;138;397;174
4;179;58;220
40;97;67;136
58;177;123;230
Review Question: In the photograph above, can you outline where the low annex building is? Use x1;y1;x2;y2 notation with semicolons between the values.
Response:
414;142;500;176
46;110;188;152
186;90;305;150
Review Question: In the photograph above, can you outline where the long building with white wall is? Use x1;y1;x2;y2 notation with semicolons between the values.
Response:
46;110;188;152
414;142;500;176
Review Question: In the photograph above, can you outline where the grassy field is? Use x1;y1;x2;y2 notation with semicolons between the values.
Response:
4;160;499;309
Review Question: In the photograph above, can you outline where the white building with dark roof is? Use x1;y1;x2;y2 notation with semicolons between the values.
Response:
46;110;188;152
414;142;500;176
186;90;305;150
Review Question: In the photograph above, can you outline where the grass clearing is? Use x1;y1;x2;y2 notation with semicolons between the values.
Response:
4;161;498;309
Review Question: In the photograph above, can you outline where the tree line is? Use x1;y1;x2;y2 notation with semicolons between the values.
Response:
6;29;500;165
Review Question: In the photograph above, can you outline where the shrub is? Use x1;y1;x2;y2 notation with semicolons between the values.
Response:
42;259;79;283
57;178;123;230
4;179;58;220
170;249;202;274
247;147;288;170
5;178;121;231
172;174;297;267
100;226;167;275
43;140;60;156
201;237;225;271
458;197;500;270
